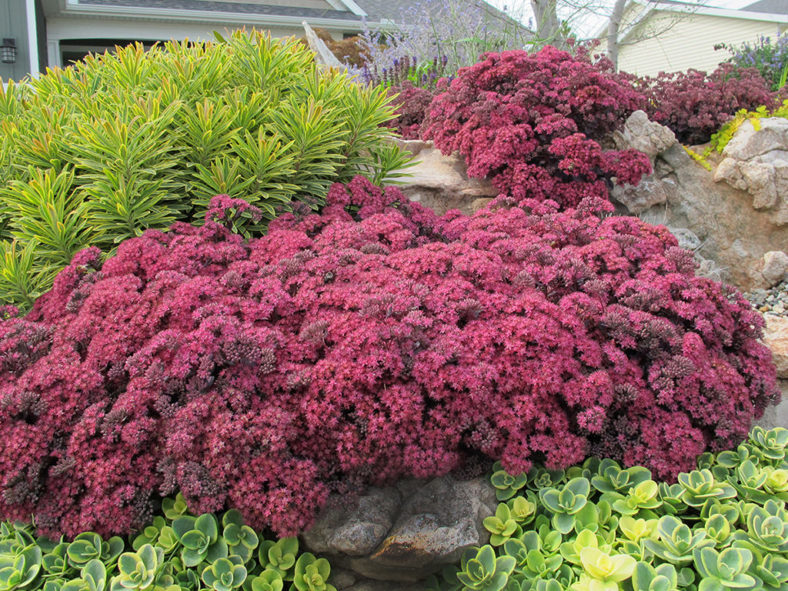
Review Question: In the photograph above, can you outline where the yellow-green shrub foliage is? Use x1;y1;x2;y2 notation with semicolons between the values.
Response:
684;99;788;171
711;98;788;152
0;30;411;308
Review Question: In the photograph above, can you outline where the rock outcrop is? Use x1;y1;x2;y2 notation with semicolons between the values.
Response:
394;140;498;215
757;314;788;431
302;475;496;584
612;112;788;290
613;109;677;163
759;251;788;287
714;118;788;226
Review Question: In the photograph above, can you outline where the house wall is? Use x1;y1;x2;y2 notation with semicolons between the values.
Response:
0;0;34;81
613;11;787;76
45;17;337;68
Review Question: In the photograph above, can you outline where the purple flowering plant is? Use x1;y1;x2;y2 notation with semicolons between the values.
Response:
638;63;778;144
352;0;532;87
716;32;788;91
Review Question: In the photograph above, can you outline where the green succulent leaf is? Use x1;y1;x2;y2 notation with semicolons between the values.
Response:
161;495;189;521
109;544;162;591
491;466;528;501
457;546;515;591
67;534;103;568
693;546;755;590
292;553;335;591
0;544;42;591
201;556;247;591
249;569;284;591
258;538;299;581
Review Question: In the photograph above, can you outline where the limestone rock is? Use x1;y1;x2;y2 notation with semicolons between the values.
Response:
755;379;787;430
614;112;788;290
471;198;494;212
722;118;788;161
761;251;788;287
302;475;496;582
714;150;788;223
712;118;788;226
611;176;670;214
329;568;358;590
394;140;499;215
613;110;677;161
764;314;788;379
669;227;701;251
302;487;400;557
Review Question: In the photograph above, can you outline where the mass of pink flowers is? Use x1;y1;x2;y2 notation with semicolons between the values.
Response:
639;63;778;145
386;82;436;140
421;46;652;207
0;183;778;539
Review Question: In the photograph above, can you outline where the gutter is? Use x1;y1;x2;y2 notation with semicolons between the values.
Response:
26;0;40;76
628;0;788;23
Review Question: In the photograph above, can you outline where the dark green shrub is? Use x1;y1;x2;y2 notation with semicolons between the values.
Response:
0;30;410;309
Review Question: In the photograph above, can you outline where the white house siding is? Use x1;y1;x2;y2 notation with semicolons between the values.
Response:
614;11;787;76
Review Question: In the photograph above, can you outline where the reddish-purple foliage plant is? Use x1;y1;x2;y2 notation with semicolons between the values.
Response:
639;63;777;145
386;82;436;139
0;181;778;539
421;46;652;208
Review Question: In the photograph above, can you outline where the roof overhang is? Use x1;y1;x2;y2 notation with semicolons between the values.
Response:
650;0;788;22
61;0;380;31
327;0;366;17
594;0;788;39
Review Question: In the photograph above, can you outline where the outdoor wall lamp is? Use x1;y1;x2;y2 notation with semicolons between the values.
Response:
1;39;17;64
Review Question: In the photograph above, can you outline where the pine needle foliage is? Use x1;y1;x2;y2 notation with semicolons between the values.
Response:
0;30;411;308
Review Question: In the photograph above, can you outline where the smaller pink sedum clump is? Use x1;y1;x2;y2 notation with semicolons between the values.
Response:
421;46;652;208
639;63;778;145
0;179;779;539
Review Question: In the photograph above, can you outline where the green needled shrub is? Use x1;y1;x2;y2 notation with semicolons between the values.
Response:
0;494;331;591
429;426;788;591
0;30;411;309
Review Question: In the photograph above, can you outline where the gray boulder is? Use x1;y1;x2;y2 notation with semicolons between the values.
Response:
303;475;496;583
760;251;788;287
613;109;677;161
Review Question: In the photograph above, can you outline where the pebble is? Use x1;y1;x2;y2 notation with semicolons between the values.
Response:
745;281;788;317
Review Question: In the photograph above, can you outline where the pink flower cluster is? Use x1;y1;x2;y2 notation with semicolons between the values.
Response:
0;183;778;539
386;82;436;140
639;63;778;144
421;46;652;207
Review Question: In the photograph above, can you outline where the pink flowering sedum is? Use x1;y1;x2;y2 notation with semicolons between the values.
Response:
421;47;652;207
386;82;436;140
639;63;778;145
0;180;779;539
